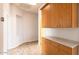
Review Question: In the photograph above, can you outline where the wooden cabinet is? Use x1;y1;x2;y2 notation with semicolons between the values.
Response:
41;38;78;55
58;44;78;55
41;4;51;27
41;3;78;28
50;4;72;28
41;38;59;55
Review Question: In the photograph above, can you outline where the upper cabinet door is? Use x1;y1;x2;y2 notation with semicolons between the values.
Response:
41;3;78;28
41;4;51;28
50;3;72;28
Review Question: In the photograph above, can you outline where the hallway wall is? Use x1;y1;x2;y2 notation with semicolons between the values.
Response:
8;4;38;49
16;8;38;43
0;4;3;53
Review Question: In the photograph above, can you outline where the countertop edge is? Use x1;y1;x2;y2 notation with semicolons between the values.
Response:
42;36;79;48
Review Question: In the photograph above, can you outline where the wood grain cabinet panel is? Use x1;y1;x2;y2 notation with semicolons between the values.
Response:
41;3;78;28
58;44;72;55
50;4;72;28
41;4;51;28
41;38;59;55
41;38;78;55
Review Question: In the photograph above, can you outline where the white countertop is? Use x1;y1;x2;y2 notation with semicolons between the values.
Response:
42;36;79;48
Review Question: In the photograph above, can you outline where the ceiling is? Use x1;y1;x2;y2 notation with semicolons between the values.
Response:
11;3;43;14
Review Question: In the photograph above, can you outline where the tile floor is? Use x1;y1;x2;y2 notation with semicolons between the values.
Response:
7;41;41;55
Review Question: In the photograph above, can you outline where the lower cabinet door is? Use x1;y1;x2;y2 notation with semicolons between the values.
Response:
41;38;59;55
58;44;78;55
58;44;72;55
45;44;58;55
41;38;78;55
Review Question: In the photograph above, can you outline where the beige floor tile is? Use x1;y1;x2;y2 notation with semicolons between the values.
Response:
7;41;41;55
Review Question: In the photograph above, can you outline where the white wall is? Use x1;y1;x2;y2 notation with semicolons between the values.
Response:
42;28;79;42
7;4;38;49
0;4;3;53
16;9;38;43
